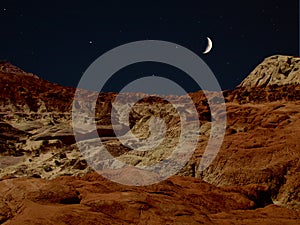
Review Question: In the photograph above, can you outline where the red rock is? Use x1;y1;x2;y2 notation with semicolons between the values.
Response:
0;56;300;224
1;174;298;225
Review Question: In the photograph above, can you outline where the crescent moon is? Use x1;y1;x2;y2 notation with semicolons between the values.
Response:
203;37;213;54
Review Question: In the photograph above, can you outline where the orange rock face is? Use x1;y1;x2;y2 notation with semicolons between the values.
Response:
1;173;299;225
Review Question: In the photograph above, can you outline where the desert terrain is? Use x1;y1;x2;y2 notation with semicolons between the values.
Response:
0;55;300;224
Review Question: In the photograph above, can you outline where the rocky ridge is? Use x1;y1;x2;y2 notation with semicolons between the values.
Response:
238;55;300;88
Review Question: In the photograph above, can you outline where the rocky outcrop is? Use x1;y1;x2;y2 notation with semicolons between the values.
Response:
191;101;300;209
1;173;299;225
225;84;300;104
238;55;300;88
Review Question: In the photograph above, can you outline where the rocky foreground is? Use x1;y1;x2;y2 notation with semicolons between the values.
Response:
0;56;300;224
1;173;299;225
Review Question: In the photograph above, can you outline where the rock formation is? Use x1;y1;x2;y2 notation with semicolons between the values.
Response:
238;55;300;88
0;56;300;224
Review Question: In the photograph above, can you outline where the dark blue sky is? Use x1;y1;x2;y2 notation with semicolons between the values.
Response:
0;0;298;92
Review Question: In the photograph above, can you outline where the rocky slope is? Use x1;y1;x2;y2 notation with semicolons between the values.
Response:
238;55;300;88
0;56;300;223
1;173;299;225
0;61;74;113
190;56;300;209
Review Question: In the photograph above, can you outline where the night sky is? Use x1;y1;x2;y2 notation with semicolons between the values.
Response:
0;0;298;93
